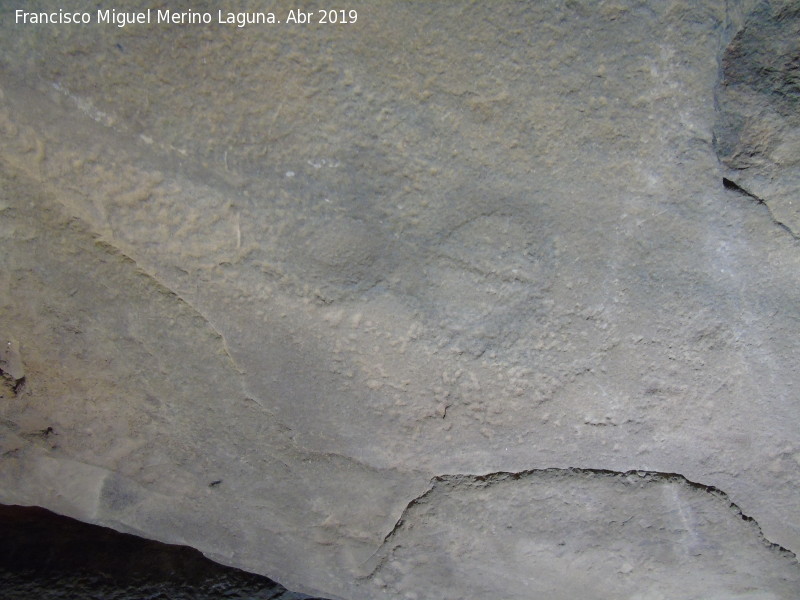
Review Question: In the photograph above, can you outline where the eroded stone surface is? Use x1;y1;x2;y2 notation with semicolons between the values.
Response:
359;470;799;600
715;0;800;235
0;1;798;599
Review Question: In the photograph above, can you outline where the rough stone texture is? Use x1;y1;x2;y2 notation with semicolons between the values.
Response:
714;0;800;236
359;470;799;599
0;1;798;599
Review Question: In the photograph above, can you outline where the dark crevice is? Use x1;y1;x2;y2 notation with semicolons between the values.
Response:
0;504;331;600
11;375;25;394
722;176;762;200
722;177;800;240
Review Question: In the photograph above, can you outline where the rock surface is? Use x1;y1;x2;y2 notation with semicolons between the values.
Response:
715;1;800;236
0;1;798;598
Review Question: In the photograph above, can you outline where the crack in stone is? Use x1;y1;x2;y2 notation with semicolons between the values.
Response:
356;480;437;579
359;466;797;581
722;177;800;240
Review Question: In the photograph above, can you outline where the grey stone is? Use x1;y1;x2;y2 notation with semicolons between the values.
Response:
714;0;800;236
0;337;24;384
0;1;798;599
359;470;799;600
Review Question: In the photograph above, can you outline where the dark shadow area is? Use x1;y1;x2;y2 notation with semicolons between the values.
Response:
0;504;328;600
722;176;762;200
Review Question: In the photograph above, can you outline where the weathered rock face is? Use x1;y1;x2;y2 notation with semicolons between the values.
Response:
0;1;798;598
715;1;800;236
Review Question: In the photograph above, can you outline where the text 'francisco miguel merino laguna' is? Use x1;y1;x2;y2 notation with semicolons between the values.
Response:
15;9;359;27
